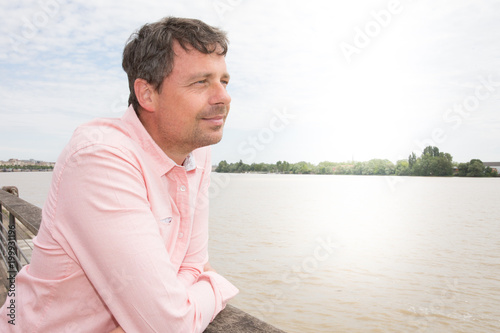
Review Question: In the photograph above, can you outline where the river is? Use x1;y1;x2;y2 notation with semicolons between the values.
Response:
1;172;499;332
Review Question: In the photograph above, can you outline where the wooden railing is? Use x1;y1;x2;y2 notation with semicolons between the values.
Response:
0;188;284;332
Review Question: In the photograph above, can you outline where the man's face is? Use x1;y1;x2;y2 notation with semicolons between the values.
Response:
151;41;231;156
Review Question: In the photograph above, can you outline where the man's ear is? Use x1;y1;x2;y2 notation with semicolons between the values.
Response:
134;78;155;112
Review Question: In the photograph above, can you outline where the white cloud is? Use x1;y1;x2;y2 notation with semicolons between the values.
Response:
1;0;499;163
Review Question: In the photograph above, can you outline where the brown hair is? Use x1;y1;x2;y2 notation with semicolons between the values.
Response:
122;17;229;113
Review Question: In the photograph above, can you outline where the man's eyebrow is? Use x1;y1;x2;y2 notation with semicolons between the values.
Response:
185;72;231;81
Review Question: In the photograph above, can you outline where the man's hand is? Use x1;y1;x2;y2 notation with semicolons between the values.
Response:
204;262;217;273
109;327;125;333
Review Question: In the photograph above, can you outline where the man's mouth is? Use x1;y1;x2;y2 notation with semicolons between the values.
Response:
201;114;225;126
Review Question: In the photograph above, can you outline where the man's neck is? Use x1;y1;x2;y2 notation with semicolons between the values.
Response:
137;110;189;166
165;150;189;166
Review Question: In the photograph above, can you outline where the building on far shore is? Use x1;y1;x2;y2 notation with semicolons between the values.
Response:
483;162;500;173
0;158;55;172
453;161;500;175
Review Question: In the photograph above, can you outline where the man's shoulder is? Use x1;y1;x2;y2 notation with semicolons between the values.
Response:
56;117;140;167
70;117;134;150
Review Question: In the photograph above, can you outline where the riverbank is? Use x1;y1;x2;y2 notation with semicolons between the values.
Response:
215;146;499;177
0;159;55;173
1;169;53;173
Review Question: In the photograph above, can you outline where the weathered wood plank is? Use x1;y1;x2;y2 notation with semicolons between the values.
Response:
205;304;285;332
0;190;41;235
0;261;7;305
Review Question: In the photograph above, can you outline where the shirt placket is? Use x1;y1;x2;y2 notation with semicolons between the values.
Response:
171;166;191;265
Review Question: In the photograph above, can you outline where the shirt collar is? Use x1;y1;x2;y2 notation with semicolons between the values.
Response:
121;105;197;176
182;152;196;172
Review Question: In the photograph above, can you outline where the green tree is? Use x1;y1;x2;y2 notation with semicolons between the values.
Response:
291;161;314;174
457;162;469;177
395;160;410;176
457;159;498;177
317;161;335;174
364;159;394;175
485;166;498;177
216;160;230;173
434;153;453;176
276;161;283;173
467;159;485;177
408;152;417;174
351;162;363;175
411;146;453;176
281;161;291;173
234;159;245;172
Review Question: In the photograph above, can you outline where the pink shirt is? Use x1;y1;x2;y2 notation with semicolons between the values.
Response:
0;106;238;332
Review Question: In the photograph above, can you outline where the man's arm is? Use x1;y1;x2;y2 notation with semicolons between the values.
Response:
109;263;218;333
54;144;237;332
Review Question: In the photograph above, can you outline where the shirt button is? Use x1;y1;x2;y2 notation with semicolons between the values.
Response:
178;232;184;239
179;185;186;192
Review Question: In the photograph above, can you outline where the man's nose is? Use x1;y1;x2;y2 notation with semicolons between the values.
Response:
210;82;231;106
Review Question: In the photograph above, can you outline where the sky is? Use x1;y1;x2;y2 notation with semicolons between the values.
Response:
1;0;499;165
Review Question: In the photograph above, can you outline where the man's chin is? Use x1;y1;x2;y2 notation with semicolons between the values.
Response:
195;129;224;148
209;130;224;145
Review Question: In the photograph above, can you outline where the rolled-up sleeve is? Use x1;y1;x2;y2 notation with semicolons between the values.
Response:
52;144;238;332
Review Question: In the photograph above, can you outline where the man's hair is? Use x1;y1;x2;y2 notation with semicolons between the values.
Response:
122;17;229;113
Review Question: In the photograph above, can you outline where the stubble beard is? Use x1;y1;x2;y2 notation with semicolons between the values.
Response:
191;104;228;149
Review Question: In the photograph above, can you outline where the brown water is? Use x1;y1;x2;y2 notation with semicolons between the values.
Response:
208;173;500;332
2;172;499;332
0;171;53;207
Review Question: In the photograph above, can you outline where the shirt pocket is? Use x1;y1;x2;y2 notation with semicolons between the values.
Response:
153;200;181;253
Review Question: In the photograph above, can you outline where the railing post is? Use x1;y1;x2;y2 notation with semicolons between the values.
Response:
1;186;19;198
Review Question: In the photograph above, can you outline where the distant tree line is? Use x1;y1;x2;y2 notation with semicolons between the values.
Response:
215;146;498;177
0;164;54;171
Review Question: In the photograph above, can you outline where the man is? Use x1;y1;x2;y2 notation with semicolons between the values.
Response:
0;17;238;332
